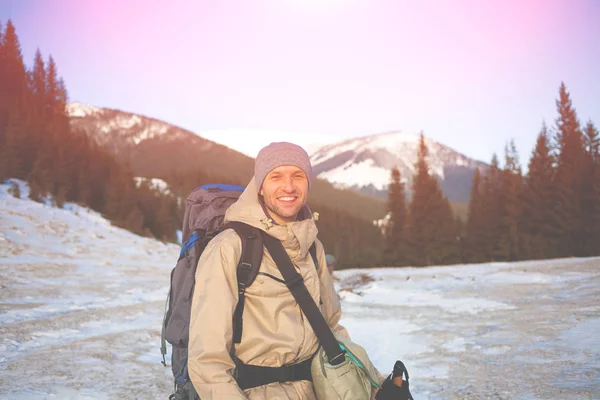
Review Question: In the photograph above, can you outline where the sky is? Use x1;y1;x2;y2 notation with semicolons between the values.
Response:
1;0;599;163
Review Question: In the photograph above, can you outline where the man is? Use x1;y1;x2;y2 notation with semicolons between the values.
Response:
188;142;348;399
187;142;408;399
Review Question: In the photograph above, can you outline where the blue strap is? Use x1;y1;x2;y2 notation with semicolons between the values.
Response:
199;184;245;191
179;232;199;258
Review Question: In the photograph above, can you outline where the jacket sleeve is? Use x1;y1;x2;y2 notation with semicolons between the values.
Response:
188;230;247;399
315;240;350;340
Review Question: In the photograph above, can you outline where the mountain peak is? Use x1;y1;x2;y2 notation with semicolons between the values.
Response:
310;130;487;203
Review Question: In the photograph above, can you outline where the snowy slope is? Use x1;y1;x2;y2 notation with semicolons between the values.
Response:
1;180;599;399
310;131;488;201
0;179;179;399
67;101;204;148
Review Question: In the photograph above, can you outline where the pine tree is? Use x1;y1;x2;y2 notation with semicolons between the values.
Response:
125;205;146;236
28;179;43;202
432;196;461;265
54;185;67;208
50;75;72;199
0;20;28;122
154;197;176;242
0;19;5;140
104;168;136;225
76;160;93;206
45;55;59;124
66;130;92;202
29;49;46;125
465;168;487;262
477;154;502;261
44;56;70;134
581;121;600;255
408;135;433;265
56;136;77;202
1;20;34;176
520;123;555;260
384;167;408;266
584;121;600;156
27;138;54;196
550;82;585;257
496;140;522;261
407;134;459;266
55;77;70;132
0;116;27;180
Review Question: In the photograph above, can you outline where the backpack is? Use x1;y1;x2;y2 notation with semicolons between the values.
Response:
160;183;318;400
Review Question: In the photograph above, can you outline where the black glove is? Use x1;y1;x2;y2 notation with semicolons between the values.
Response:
375;361;414;400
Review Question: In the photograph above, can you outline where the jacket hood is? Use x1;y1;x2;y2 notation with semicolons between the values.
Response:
224;177;318;261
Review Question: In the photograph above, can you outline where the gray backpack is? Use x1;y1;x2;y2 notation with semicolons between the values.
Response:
161;184;265;400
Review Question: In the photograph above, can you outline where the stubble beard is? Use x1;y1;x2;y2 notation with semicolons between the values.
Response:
265;194;306;223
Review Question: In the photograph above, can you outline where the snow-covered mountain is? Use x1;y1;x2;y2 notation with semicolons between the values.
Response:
67;102;216;154
1;179;599;399
66;102;255;183
310;131;488;203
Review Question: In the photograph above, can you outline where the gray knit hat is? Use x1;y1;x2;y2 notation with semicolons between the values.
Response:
255;142;313;189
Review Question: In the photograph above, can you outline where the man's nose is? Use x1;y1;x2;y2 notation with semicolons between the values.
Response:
282;176;294;191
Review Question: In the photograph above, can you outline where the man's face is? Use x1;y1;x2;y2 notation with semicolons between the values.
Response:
259;165;309;224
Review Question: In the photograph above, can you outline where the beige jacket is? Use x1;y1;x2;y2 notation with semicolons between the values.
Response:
188;178;348;399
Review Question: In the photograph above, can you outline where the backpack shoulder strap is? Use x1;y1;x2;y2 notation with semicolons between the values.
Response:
309;242;319;270
224;221;264;344
263;233;345;366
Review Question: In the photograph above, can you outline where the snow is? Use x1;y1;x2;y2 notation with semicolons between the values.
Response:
131;121;170;145
66;102;103;118
371;130;422;149
317;159;393;190
310;130;482;191
558;318;600;351
1;179;599;399
114;114;142;130
310;131;425;165
67;102;177;146
133;177;172;195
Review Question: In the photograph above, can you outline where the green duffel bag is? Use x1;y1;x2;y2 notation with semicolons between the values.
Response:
311;334;385;400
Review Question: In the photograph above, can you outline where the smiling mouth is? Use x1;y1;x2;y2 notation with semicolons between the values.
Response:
277;196;297;203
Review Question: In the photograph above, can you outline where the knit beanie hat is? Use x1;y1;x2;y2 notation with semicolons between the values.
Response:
255;142;313;189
